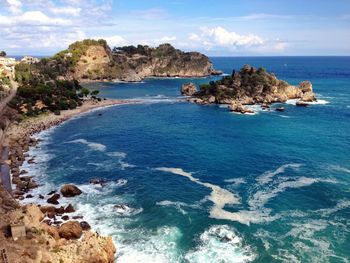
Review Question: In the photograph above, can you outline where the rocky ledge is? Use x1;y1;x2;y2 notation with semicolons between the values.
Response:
181;64;317;113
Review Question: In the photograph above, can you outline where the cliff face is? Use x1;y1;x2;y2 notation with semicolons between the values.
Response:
184;65;316;112
41;40;220;82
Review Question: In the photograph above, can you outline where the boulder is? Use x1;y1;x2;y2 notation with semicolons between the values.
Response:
181;83;197;96
64;204;75;213
301;91;316;102
296;101;309;107
47;193;60;205
80;221;91;231
228;102;254;114
59;221;83;240
60;184;82;197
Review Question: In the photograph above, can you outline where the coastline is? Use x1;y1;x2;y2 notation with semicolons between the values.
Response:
6;98;132;141
0;98;132;263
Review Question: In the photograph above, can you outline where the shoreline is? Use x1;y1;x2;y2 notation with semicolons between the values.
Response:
6;98;133;141
0;98;134;262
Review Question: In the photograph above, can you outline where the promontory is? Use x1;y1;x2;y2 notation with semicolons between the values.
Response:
21;39;222;83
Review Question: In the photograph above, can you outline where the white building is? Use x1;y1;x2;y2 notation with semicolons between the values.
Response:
21;56;39;64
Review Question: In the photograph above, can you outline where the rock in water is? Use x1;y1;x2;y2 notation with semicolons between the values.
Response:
64;203;75;213
80;221;91;231
59;221;83;239
181;83;197;96
60;184;82;197
183;65;317;112
47;193;60;205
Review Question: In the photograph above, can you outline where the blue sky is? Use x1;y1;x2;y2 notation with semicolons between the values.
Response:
0;0;349;56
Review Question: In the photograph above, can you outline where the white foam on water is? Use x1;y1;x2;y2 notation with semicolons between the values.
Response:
184;225;255;263
224;178;246;185
256;163;302;185
108;151;136;170
286;99;329;105
156;200;202;215
154;167;240;221
316;199;350;216
108;151;127;158
329;165;350;174
129;95;182;105
249;176;337;210
68;138;107;152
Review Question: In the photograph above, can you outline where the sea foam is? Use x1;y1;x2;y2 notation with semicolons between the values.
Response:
68;138;107;152
184;225;255;263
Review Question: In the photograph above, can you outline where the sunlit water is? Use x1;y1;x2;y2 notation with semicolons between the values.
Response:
21;57;350;263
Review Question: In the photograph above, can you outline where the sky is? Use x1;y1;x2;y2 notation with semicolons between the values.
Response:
0;0;350;56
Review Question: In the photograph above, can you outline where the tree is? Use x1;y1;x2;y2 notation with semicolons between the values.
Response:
90;90;100;96
0;51;6;57
80;87;90;97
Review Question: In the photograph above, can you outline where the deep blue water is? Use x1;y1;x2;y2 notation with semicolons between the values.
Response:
23;57;350;263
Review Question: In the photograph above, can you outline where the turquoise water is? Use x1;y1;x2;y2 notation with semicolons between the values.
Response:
23;57;350;262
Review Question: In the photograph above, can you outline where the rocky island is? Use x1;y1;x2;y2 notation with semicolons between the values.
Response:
181;64;317;113
31;39;221;83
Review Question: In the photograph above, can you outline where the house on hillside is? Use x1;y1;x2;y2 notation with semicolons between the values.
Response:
21;56;39;64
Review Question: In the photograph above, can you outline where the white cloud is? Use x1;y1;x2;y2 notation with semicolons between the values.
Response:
100;35;127;47
132;8;168;20
6;0;22;15
0;11;72;26
188;33;200;42
50;6;82;17
160;36;176;42
200;26;264;47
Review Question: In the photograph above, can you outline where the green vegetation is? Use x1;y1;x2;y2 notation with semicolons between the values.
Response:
0;51;6;57
197;65;286;100
11;61;85;117
53;39;107;68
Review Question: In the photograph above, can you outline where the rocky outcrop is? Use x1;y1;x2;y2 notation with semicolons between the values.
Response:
184;65;317;113
0;201;116;263
181;82;198;96
60;184;82;197
59;221;83;239
41;39;221;82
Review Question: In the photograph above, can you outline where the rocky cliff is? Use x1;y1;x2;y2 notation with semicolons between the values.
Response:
182;65;317;113
38;39;221;82
0;185;116;263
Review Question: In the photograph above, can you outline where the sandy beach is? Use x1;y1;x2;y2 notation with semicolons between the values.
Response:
6;98;131;142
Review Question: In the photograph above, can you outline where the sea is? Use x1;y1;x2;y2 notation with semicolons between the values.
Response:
20;57;350;263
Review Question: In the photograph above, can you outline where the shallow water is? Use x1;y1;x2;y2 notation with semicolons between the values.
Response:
22;57;350;263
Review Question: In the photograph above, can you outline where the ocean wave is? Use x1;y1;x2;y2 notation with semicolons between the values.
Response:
114;204;143;217
184;225;255;263
68;138;107;152
286;99;329;105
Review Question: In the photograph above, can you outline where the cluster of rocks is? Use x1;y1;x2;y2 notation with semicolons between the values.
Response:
9;136;40;199
181;65;317;114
